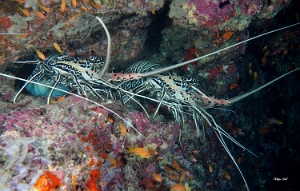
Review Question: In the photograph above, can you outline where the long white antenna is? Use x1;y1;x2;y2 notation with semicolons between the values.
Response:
96;16;111;78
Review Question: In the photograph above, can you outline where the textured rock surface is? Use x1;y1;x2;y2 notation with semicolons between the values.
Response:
1;0;300;190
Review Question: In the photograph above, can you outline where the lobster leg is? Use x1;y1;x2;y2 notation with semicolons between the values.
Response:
47;73;62;104
79;82;106;101
126;92;150;118
192;106;257;191
114;81;151;118
13;68;43;103
153;85;166;118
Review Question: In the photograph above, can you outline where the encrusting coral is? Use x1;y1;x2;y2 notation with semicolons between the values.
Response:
0;0;300;191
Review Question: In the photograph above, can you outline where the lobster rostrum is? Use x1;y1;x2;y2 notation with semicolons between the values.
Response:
6;17;300;191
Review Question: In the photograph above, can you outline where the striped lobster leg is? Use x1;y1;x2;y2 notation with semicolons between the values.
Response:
13;55;71;104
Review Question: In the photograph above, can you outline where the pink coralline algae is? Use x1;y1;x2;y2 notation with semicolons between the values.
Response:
169;0;291;31
191;0;236;27
0;78;184;191
239;0;263;16
131;111;151;132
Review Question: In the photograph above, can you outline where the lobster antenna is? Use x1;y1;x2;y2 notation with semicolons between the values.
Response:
140;22;300;78
228;67;300;104
0;33;27;34
96;16;111;78
13;60;39;64
0;72;142;136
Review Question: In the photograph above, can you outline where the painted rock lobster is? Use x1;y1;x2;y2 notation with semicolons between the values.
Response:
1;17;300;190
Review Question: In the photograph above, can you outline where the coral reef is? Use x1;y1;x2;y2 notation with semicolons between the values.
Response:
169;0;291;31
0;0;165;68
0;0;300;191
0;77;187;190
0;67;258;190
0;0;292;73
